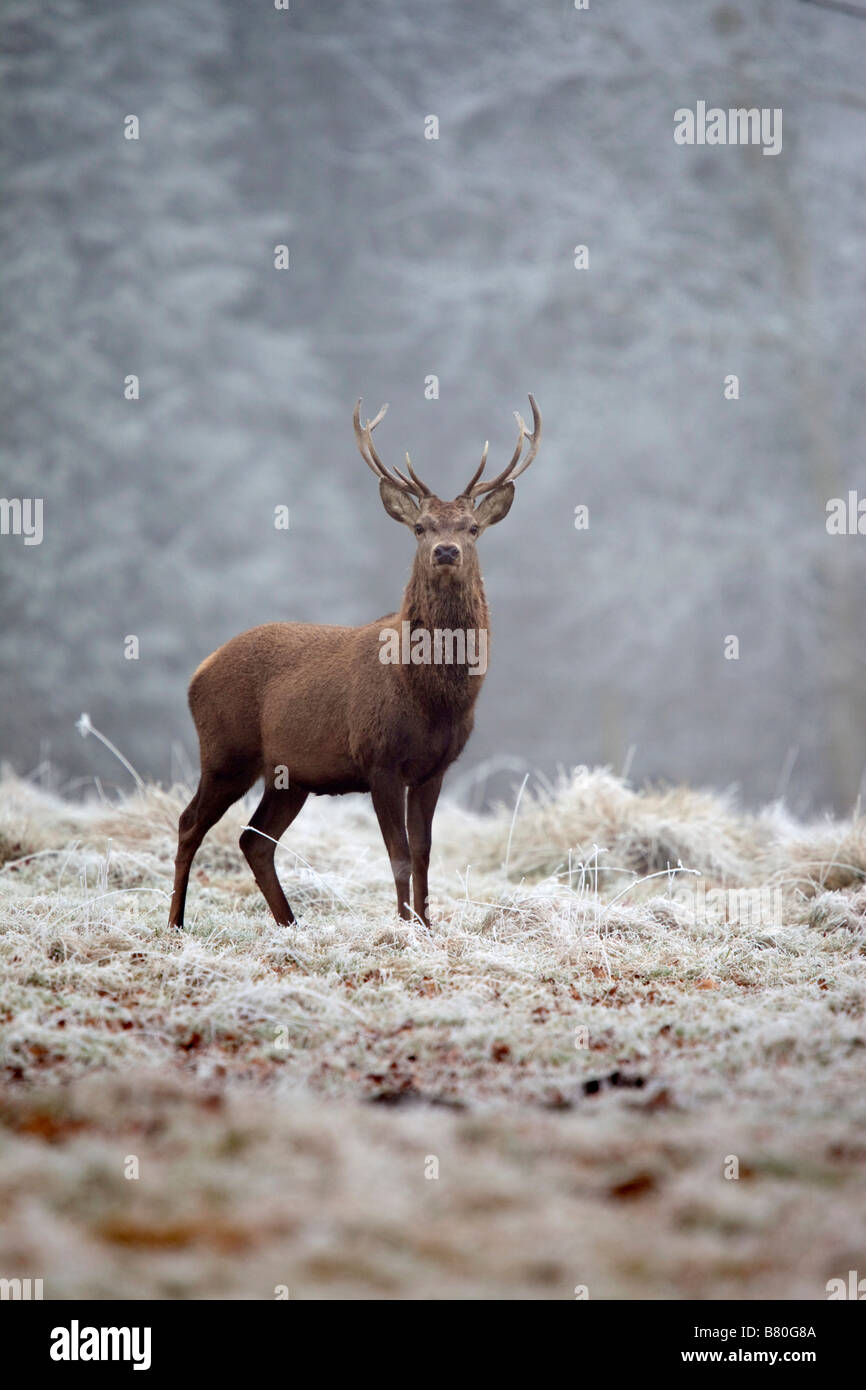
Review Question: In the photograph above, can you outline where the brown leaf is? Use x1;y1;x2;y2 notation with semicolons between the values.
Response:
609;1171;657;1200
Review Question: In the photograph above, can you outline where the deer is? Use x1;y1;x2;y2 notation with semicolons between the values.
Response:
168;394;541;931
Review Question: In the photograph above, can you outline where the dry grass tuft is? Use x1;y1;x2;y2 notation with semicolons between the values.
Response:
1;767;865;1299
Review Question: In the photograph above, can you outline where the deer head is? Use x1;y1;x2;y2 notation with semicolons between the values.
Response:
353;396;542;580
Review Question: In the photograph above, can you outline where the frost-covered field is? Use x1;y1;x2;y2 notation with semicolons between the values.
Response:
1;767;865;1300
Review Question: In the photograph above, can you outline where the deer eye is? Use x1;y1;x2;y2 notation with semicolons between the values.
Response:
469;524;479;536
414;523;425;536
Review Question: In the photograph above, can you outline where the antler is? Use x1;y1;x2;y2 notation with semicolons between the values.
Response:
460;394;542;499
353;399;431;498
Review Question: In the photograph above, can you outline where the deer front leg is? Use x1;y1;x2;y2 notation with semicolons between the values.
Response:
370;775;412;920
407;773;443;928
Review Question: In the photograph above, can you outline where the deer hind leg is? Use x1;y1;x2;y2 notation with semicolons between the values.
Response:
370;775;412;920
169;768;254;928
239;783;309;926
407;772;443;929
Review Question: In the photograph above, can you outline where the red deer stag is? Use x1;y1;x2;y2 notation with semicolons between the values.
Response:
169;395;541;930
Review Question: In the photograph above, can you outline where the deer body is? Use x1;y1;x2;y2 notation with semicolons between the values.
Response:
190;599;485;794
169;396;540;929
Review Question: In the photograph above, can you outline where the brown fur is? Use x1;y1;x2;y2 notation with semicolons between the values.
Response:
169;401;540;929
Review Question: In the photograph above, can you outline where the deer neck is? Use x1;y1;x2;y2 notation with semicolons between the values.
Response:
398;558;490;710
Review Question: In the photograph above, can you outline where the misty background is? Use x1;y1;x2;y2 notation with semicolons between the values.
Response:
1;0;865;814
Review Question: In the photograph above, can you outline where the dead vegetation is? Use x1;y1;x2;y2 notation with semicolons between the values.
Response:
1;767;865;1298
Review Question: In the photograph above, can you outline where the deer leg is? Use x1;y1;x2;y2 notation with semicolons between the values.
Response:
407;773;443;928
370;776;412;920
169;769;253;928
239;783;309;926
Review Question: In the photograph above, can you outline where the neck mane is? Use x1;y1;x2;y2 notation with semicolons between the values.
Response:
398;558;490;711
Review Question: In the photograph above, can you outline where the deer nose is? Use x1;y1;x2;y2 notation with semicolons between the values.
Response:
433;543;461;566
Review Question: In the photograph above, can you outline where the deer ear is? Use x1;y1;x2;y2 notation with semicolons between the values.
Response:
473;483;515;531
379;478;420;526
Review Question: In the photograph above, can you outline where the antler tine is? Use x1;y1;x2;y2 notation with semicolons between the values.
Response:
366;402;389;432
353;398;388;479
501;393;542;484
353;399;432;498
469;416;526;498
358;401;392;476
459;440;489;499
353;398;424;497
469;394;541;498
401;451;432;497
363;420;391;476
392;460;427;493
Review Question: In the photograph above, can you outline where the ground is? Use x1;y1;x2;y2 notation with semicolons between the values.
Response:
1;765;865;1299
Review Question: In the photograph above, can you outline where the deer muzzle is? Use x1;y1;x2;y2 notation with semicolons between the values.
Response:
433;543;461;567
